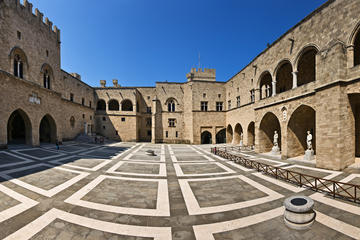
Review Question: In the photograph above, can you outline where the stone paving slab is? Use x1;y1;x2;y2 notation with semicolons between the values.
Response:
0;142;360;240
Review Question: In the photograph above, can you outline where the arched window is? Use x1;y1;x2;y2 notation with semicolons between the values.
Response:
10;47;28;79
276;61;293;94
354;30;360;66
108;99;119;111
259;72;272;99
70;116;75;128
168;100;175;112
297;47;317;86
43;69;50;89
14;54;24;79
121;99;133;111
96;100;106;111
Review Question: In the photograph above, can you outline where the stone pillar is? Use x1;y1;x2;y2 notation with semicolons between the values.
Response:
255;88;261;102
151;96;158;144
347;45;355;68
292;71;298;89
272;81;276;96
31;124;40;147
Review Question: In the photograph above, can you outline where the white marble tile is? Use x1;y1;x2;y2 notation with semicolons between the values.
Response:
4;208;172;240
65;175;170;216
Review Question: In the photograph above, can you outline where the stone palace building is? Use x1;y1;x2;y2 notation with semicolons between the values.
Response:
1;0;360;171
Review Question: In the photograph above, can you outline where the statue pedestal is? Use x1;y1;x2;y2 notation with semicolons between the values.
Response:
304;149;314;161
271;146;280;155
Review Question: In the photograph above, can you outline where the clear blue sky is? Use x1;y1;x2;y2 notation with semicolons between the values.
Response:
31;0;327;87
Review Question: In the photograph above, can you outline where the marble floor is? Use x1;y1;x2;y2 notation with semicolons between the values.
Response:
0;142;359;239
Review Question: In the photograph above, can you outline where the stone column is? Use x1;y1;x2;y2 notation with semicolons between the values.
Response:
347;45;355;68
272;81;277;97
151;96;158;144
255;88;261;102
292;71;298;89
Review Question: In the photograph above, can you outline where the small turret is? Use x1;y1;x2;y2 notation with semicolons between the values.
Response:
186;68;216;82
113;79;120;87
100;80;106;88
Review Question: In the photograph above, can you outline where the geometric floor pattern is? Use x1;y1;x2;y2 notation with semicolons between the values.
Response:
0;142;360;239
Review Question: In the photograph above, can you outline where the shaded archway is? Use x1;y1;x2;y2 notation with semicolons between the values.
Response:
108;99;119;111
39;114;57;143
276;61;293;94
201;131;212;144
96;99;106;111
259;72;272;99
297;47;317;86
7;109;32;145
233;123;243;144
121;99;133;111
349;94;360;157
216;129;226;144
354;29;360;66
226;125;233;144
258;113;281;153
247;121;255;147
287;105;315;158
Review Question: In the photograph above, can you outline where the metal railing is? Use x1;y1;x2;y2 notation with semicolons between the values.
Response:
211;147;360;204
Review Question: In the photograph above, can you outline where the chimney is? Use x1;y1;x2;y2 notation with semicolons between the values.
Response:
113;79;120;87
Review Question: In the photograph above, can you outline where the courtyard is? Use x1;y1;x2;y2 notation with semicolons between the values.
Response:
0;142;359;239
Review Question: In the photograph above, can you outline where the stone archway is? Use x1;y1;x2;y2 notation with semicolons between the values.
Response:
7;109;32;145
39;114;57;143
287;105;316;158
258;113;281;153
226;125;233;144
247;122;255;147
233;123;243;145
201;131;212;144
216;129;226;144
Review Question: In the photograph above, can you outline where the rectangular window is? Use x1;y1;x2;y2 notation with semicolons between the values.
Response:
250;89;255;103
17;31;21;40
146;107;152;114
115;131;118;135
147;130;151;136
70;93;74;102
82;98;85;106
201;101;208;112
168;118;176;127
203;93;206;98
89;101;92;108
121;117;125;122
165;131;168;138
82;114;85;119
216;102;223;112
228;100;231;110
102;116;106;121
146;118;152;127
236;96;241;108
176;131;178;138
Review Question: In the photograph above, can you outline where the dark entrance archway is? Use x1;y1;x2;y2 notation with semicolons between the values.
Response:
287;105;316;158
233;124;243;144
259;113;281;153
226;125;233;144
216;129;226;144
7;109;32;145
349;94;360;157
247;122;255;147
201;131;212;144
39;115;57;143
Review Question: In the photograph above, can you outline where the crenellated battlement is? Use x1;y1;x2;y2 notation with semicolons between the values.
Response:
8;0;61;43
187;68;216;82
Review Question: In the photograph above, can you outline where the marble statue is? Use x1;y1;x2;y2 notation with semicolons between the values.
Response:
304;130;314;161
271;130;280;155
306;131;313;150
239;132;244;147
273;130;279;147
